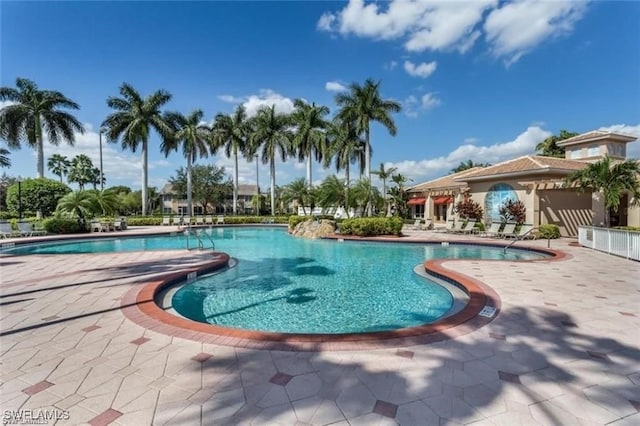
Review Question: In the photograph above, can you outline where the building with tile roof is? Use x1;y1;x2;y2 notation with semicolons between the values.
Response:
160;183;259;215
407;130;638;236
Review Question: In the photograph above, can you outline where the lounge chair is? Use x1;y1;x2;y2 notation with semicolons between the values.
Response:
435;220;455;233
18;222;42;237
172;217;182;226
161;217;170;226
499;222;517;238
423;218;433;230
0;223;17;238
448;220;465;233
205;215;213;225
113;220;123;231
460;219;478;234
515;224;536;239
409;219;424;230
481;222;502;237
195;215;204;225
183;216;191;226
216;215;225;225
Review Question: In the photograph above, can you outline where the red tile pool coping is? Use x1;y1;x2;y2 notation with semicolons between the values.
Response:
121;236;569;352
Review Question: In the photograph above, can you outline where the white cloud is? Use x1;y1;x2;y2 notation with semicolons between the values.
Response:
386;126;551;182
0;100;16;109
484;0;589;65
325;81;347;92
403;60;437;78
384;60;399;70
319;0;590;64
421;93;441;110
402;95;419;118
242;89;295;117
217;94;244;104
598;124;640;159
464;137;479;145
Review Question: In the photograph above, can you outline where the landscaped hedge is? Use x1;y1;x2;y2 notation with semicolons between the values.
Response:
289;216;311;229
339;217;404;237
614;226;640;232
538;224;560;239
42;217;86;234
126;216;163;226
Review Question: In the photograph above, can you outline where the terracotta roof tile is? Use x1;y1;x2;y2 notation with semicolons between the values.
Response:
408;167;482;193
454;156;586;180
557;130;637;146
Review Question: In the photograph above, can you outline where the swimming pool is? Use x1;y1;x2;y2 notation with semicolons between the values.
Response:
4;228;548;334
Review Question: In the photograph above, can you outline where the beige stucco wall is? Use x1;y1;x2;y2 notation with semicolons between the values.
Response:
628;204;640;228
466;179;532;223
539;189;593;236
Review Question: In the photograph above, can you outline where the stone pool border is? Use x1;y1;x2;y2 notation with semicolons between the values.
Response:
121;236;569;352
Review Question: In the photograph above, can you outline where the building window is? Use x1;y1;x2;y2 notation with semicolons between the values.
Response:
484;183;518;223
570;149;581;159
414;204;424;218
587;145;599;157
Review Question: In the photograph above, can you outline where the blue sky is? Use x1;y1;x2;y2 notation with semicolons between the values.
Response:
2;0;639;191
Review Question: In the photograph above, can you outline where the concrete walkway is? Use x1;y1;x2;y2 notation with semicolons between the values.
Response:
0;227;638;425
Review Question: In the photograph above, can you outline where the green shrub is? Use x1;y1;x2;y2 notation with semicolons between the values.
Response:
288;215;311;229
126;216;163;226
6;178;71;216
614;226;640;232
538;224;560;239
340;217;403;236
42;217;85;234
474;222;486;232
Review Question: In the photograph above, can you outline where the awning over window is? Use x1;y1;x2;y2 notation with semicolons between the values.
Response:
407;197;426;205
433;196;453;205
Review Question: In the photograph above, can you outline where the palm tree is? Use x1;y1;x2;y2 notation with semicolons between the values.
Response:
283;178;310;215
90;167;105;190
566;156;640;227
67;154;94;190
162;109;212;217
389;173;413;218
372;162;397;213
212;105;250;215
290;100;330;188
335;78;401;215
102;83;173;215
316;174;348;214
248;105;293;216
536;130;578;158
450;159;491;174
47;154;71;182
90;189;118;216
351;178;381;215
0;78;85;178
0;147;10;168
56;190;94;229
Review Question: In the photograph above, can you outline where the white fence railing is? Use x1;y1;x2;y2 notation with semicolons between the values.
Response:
578;226;640;261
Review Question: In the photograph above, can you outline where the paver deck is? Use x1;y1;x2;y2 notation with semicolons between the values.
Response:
1;226;639;425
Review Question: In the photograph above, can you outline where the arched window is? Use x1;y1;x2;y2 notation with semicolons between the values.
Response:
484;183;518;223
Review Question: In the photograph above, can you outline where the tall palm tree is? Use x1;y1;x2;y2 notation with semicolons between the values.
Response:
90;167;105;190
290;99;330;188
566;156;640;227
0;147;10;168
212;105;250;215
91;189;118;216
450;159;491;174
47;154;71;182
335;78;401;215
102;83;173;215
372;162;397;213
316;174;348;214
68;154;94;190
536;130;578;158
0;78;85;178
248;105;293;216
283;178;310;215
162;109;212;217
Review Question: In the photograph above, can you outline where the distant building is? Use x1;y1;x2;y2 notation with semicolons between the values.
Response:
407;130;638;236
160;183;259;215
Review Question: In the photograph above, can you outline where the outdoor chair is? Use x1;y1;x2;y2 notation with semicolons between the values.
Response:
161;217;170;226
459;219;478;234
409;219;424;230
515;224;536;239
480;222;502;238
205;215;213;225
435;220;455;233
0;223;17;238
91;221;102;232
423;218;433;230
448;220;465;233
195;216;204;225
183;216;191;226
18;222;43;237
498;222;517;238
113;220;123;231
217;215;225;225
172;217;182;226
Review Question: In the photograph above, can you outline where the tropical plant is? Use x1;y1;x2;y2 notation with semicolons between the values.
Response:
169;164;232;214
388;173;412;218
0;147;11;168
498;199;526;224
454;193;484;220
538;224;560;239
566;156;640;227
316;175;349;216
102;82;173;215
0;78;85;178
372;162;397;214
55;190;94;229
47;154;71;182
67;154;94;190
248;105;293;216
212;105;250;215
282;178;311;215
334;78;401;215
350;178;382;215
536;130;579;158
450;160;491;174
162;109;212;216
90;166;105;190
290;99;329;188
5;178;71;217
86;189;118;216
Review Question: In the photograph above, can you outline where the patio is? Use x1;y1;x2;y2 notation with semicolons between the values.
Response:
0;227;638;425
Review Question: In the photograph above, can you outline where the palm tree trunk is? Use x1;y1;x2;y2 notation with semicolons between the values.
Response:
36;116;44;179
270;157;276;216
306;151;312;189
59;173;63;183
187;154;193;217
141;140;148;216
233;145;238;215
345;164;350;218
365;128;371;216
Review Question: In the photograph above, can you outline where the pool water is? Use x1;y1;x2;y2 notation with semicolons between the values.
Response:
4;228;547;334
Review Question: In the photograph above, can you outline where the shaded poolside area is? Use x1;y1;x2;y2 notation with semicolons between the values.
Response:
0;226;639;425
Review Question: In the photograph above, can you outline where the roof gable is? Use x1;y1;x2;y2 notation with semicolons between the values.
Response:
454;155;587;181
